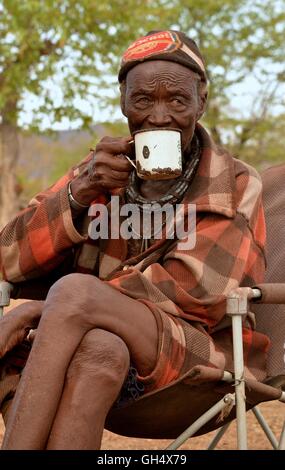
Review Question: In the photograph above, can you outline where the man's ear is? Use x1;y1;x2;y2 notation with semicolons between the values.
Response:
196;82;208;121
120;81;127;116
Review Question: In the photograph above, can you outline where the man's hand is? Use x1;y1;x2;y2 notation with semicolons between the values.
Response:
70;136;134;206
0;301;43;358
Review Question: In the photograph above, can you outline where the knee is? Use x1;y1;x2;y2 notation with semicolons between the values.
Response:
46;273;98;305
43;273;105;324
67;329;130;386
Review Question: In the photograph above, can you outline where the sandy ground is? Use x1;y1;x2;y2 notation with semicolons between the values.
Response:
0;301;284;450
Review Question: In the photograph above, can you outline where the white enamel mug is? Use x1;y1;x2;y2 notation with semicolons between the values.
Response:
133;128;182;180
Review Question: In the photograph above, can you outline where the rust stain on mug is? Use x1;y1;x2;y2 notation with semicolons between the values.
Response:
136;161;181;180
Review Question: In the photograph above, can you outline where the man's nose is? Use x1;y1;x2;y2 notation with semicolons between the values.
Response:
147;103;172;127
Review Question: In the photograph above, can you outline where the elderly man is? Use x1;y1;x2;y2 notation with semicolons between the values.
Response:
0;30;269;449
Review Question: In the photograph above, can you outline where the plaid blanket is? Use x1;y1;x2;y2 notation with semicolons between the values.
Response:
0;125;269;372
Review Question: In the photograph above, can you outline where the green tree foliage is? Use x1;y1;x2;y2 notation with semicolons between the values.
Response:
0;0;172;226
0;0;285;226
164;0;285;162
0;0;173;128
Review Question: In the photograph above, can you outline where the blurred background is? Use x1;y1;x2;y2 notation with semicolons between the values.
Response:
0;0;284;228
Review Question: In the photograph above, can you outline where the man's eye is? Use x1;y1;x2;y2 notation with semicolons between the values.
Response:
171;97;185;106
135;97;151;105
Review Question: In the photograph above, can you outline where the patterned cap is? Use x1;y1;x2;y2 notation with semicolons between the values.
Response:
118;30;207;83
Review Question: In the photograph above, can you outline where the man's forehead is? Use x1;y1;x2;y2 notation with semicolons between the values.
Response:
126;59;198;83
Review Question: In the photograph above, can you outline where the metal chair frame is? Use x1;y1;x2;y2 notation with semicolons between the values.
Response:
1;280;285;450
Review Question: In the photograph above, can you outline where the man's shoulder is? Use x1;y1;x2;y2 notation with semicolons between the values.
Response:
197;125;264;229
232;157;263;224
197;125;261;186
233;157;262;183
233;158;263;207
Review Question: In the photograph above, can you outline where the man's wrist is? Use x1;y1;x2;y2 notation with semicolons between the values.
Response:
10;301;42;329
67;182;90;212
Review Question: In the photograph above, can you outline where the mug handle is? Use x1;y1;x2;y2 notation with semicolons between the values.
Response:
123;155;137;169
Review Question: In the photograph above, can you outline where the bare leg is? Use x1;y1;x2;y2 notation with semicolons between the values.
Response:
47;329;130;450
2;274;158;449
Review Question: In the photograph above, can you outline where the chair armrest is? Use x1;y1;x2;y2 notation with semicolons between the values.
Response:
226;284;285;315
0;281;14;306
0;278;51;317
0;281;14;315
252;283;285;304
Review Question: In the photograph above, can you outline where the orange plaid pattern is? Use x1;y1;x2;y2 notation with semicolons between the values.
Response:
0;125;269;382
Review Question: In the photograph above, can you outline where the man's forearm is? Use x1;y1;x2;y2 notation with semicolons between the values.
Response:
0;301;43;358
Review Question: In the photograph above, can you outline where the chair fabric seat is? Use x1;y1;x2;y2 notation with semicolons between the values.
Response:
106;365;282;439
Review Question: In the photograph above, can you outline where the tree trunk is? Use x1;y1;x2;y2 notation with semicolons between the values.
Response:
0;122;19;229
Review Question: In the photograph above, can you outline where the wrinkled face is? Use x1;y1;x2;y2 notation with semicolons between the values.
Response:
121;60;207;153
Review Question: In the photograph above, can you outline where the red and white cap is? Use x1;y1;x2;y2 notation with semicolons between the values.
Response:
118;30;207;83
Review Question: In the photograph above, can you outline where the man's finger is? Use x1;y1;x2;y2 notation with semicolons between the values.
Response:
93;153;133;172
27;329;37;343
95;139;133;156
